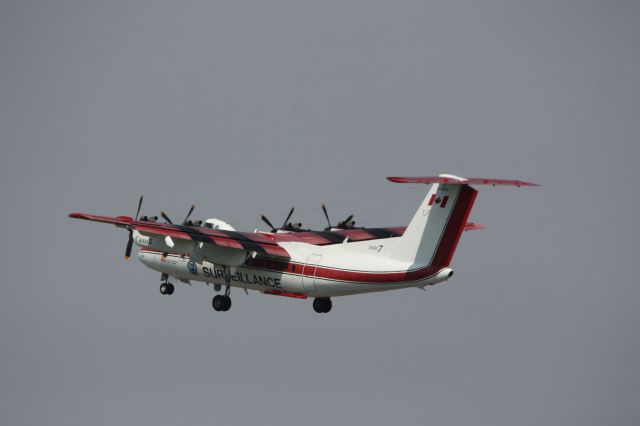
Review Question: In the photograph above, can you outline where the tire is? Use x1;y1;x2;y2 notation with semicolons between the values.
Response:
212;295;225;311
313;298;331;313
222;296;232;311
322;298;332;313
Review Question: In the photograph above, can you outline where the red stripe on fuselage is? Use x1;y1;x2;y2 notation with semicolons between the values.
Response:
139;249;441;284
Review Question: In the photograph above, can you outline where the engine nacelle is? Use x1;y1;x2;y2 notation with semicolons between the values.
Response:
133;230;153;246
204;218;235;231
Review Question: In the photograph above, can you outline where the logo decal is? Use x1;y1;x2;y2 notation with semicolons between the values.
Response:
187;260;198;275
428;194;449;208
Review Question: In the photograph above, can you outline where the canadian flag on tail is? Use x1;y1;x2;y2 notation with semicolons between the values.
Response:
428;194;449;208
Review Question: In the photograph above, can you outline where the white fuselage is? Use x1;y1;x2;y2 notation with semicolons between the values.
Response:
136;233;453;297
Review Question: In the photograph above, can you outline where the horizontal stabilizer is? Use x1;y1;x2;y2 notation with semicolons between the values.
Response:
387;175;538;187
463;222;485;231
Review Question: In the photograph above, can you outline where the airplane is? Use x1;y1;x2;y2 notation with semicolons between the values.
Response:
69;174;537;313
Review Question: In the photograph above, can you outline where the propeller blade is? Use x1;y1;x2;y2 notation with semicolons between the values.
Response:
125;231;134;260
183;204;195;225
160;211;173;224
337;214;355;229
135;195;143;220
281;207;295;229
321;204;332;228
260;214;277;232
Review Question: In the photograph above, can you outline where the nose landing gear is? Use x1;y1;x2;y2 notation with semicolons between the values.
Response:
159;282;174;295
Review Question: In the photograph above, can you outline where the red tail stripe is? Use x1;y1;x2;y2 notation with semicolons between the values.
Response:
431;185;477;266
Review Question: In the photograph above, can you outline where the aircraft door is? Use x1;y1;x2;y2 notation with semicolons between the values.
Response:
302;254;322;293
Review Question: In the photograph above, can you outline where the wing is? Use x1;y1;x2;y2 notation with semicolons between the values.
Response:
70;212;291;257
69;213;406;258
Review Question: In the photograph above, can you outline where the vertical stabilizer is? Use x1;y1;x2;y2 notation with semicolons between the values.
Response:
391;183;477;266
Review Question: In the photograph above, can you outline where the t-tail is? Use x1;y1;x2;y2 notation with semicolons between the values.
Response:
387;174;538;267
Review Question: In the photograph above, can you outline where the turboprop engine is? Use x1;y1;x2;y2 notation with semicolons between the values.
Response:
132;216;246;266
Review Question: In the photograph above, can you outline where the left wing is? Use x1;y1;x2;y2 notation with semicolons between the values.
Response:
69;213;406;258
70;212;291;257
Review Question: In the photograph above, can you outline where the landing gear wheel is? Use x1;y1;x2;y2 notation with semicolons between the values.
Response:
222;296;231;311
313;297;332;313
212;295;232;312
212;295;224;311
160;283;174;295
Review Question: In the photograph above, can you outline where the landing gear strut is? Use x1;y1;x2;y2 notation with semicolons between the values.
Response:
212;265;232;312
313;297;332;313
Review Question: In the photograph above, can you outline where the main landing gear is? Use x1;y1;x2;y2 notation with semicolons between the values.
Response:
212;294;231;311
212;266;232;312
159;274;174;295
313;297;332;313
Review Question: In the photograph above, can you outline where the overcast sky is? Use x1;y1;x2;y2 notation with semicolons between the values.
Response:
1;1;639;425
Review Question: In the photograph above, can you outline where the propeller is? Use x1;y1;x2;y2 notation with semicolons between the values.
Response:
321;203;356;231
182;204;195;225
161;204;199;226
125;195;143;260
260;213;277;232
260;207;302;232
281;207;295;230
160;210;173;224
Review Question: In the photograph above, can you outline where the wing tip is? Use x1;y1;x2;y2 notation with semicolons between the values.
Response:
68;212;134;225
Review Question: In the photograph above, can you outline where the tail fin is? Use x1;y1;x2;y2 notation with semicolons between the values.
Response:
388;174;537;266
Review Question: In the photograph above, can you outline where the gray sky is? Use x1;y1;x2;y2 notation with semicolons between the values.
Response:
1;1;639;425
